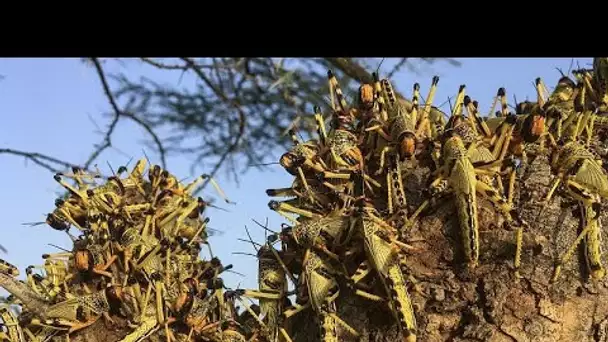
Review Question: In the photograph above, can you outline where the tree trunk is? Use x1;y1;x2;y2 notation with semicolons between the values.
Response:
287;153;608;342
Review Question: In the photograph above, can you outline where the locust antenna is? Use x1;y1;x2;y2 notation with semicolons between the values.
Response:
376;58;386;77
447;96;454;114
206;242;215;259
252;218;279;235
438;96;452;111
206;203;230;213
248;162;280;168
232;252;257;258
226;270;246;277
142;149;153;176
47;244;70;252
244;225;259;253
296;129;307;143
510;94;518;111
237;238;262;248
22;221;45;227
107;161;117;177
265;217;269;243
124;156;134;169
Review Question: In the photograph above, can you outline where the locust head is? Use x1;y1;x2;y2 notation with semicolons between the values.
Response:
279;152;305;176
397;132;417;159
358;83;375;110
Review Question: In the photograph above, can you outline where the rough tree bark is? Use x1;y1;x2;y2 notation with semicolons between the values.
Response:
283;150;608;342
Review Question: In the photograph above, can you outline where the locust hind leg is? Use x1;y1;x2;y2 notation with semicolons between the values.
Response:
341;260;385;303
400;176;449;230
557;180;607;281
551;206;599;282
582;202;605;280
475;176;526;278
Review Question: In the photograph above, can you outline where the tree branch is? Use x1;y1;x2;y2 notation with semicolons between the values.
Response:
89;58;167;169
0;148;84;173
180;57;246;189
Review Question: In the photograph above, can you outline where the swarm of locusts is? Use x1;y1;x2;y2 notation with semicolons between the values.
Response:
253;58;608;342
3;58;608;342
0;159;247;341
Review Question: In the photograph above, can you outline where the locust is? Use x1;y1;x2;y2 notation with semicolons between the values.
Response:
0;267;127;334
230;225;295;342
411;119;518;270
0;306;24;342
271;206;353;263
282;249;360;342
541;140;608;281
350;172;417;342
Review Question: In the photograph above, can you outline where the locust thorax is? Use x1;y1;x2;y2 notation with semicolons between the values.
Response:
183;277;199;293
441;130;467;159
451;119;477;147
260;266;285;293
549;143;571;172
329;129;364;168
148;164;162;183
258;250;286;293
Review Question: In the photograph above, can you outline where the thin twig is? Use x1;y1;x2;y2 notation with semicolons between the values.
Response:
0;148;82;173
89;58;167;168
387;58;409;79
141;58;189;70
180;57;246;188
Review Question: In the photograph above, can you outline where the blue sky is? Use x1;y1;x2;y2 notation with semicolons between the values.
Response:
0;57;592;292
